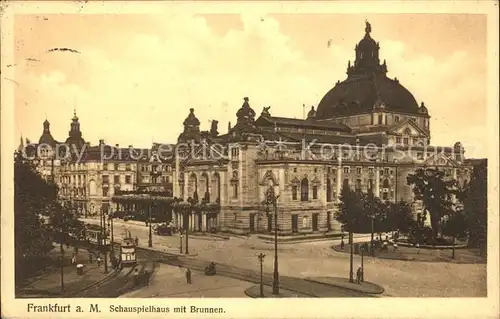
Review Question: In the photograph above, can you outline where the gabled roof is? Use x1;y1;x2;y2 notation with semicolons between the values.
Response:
423;152;460;167
387;118;428;137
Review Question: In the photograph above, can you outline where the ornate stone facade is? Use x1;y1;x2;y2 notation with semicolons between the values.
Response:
172;22;472;235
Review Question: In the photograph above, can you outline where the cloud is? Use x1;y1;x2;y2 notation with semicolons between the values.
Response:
14;14;487;158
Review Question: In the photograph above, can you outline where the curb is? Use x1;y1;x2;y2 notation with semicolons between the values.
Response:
304;278;384;295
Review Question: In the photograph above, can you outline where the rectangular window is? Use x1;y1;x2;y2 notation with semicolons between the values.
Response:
114;163;119;171
152;177;158;183
455;154;461;161
141;165;145;172
292;186;298;200
103;163;108;171
314;168;318;173
233;184;238;198
417;152;424;160
125;175;131;184
103;188;108;197
102;175;109;184
382;192;388;200
312;186;318;199
126;164;131;171
403;138;409;145
114;175;120;184
368;179;373;191
356;167;362;175
384;168;389;175
343;167;350;174
293;168;297;173
368;167;374;174
395;116;400;123
378;114;383;124
396;137;402;144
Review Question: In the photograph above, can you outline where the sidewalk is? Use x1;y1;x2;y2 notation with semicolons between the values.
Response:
17;247;115;297
305;277;384;294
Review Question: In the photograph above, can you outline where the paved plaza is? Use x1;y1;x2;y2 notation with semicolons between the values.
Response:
82;218;487;297
120;263;249;298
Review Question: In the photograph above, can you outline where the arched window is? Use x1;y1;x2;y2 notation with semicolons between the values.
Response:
342;178;349;190
368;179;373;192
189;173;198;198
292;186;298;200
300;178;309;201
355;179;362;191
89;180;97;196
211;173;221;202
463;179;468;189
326;178;332;202
383;179;390;188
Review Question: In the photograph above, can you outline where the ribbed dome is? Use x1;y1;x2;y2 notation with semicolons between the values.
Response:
316;74;420;118
316;21;421;119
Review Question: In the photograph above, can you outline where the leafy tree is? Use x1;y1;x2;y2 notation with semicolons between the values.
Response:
48;201;84;245
442;210;468;259
14;153;56;279
461;160;487;254
335;186;365;232
386;200;415;234
407;167;458;239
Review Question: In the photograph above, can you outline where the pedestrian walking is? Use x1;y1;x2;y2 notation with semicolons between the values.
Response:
134;268;139;285
356;267;362;284
340;240;345;250
144;269;150;286
71;254;76;265
97;256;102;267
186;268;192;284
135;237;139;246
89;251;93;263
393;242;398;251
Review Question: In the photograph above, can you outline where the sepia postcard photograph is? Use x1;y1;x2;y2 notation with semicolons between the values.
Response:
1;1;499;318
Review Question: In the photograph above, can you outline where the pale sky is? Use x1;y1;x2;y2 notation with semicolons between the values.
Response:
13;13;487;157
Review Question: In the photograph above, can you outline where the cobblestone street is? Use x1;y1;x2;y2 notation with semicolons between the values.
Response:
82;218;487;297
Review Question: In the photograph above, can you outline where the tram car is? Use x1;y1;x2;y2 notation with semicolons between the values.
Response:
120;237;137;268
83;224;110;245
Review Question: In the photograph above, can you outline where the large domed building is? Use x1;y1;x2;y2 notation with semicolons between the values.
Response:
168;21;471;235
25;22;472;236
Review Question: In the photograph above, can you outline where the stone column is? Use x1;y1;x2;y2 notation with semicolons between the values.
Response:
202;212;207;231
375;169;380;197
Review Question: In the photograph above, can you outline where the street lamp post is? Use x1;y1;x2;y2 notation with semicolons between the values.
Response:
257;253;266;297
371;216;375;257
102;208;108;274
360;244;365;282
59;248;65;292
349;225;354;283
185;206;190;255
180;234;184;254
148;203;153;248
265;187;280;295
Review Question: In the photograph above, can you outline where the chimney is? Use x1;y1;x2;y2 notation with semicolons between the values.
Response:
128;145;133;148
115;144;119;148
99;139;105;146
